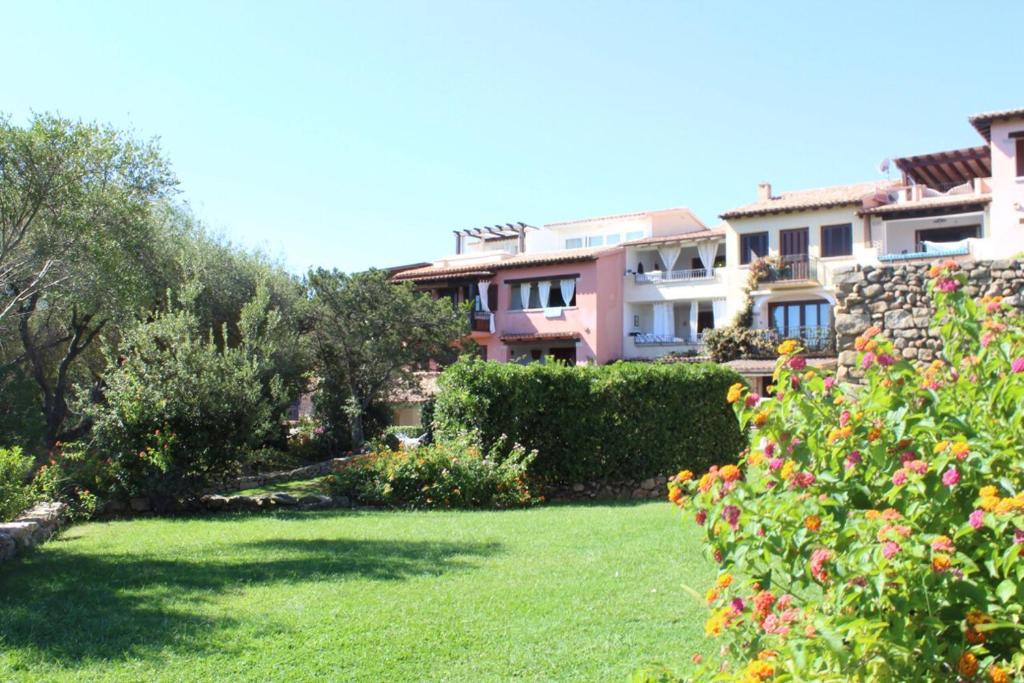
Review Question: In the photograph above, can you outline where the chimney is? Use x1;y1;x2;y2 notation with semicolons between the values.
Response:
757;182;772;201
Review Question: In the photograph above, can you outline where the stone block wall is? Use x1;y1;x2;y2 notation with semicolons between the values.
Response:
832;259;1024;380
0;501;67;564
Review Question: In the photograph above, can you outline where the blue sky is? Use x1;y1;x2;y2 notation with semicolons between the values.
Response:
4;1;1023;273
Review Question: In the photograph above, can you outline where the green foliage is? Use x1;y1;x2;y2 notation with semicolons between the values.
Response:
702;326;773;362
329;438;537;509
0;446;34;522
668;260;1024;680
377;425;427;452
0;367;46;452
80;290;287;504
308;268;469;448
434;359;745;483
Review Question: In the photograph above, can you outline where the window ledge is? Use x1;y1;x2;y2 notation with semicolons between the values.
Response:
507;307;578;314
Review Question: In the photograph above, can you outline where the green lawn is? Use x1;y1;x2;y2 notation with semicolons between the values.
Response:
234;475;332;497
0;502;713;682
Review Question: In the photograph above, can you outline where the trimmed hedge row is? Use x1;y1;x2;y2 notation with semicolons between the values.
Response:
433;359;745;483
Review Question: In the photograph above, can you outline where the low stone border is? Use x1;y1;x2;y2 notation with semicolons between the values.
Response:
207;456;352;494
546;474;669;502
0;501;67;564
197;491;352;512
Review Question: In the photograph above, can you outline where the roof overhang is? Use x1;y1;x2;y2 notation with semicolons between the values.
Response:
499;332;581;344
892;146;991;191
969;107;1024;141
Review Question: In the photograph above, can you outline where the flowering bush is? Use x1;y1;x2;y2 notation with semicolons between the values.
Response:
328;437;538;509
665;259;1024;680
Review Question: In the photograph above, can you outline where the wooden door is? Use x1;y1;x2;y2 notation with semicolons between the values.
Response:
780;228;809;259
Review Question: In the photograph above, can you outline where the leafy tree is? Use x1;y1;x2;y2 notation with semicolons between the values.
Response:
308;268;468;448
0;113;175;448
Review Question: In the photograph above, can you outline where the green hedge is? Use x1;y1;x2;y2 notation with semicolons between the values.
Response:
433;359;745;483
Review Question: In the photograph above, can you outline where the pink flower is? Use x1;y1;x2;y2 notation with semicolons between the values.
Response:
1015;529;1024;545
936;277;959;293
882;541;901;559
907;459;928;475
1012;357;1024;374
900;451;917;464
695;509;707;526
981;332;994;348
892;469;908;486
844;451;862;470
791;471;816;489
932;536;955;552
775;594;793;610
788;356;807;370
969;509;984;529
987;300;1002;313
745;393;761;408
763;440;776;458
767;457;783;471
942;467;960;487
722;505;741;530
824;376;835;390
809;548;832;582
877;353;896;367
861;352;876;369
730;597;745;614
839;410;851;427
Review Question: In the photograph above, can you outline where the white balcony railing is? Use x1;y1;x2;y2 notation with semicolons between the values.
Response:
634;267;718;284
632;332;705;346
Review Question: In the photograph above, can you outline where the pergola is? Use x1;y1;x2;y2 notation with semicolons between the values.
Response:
452;222;538;254
893;146;991;192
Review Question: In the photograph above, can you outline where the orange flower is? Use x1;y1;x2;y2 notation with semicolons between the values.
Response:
752;411;769;427
951;442;970;459
959;652;979;677
965;628;986;645
698;472;716;493
931;554;951;572
716;573;733;589
720;464;741;482
804;515;821;532
676;469;694;483
741;659;774;681
867;427;882;442
668;487;684;504
989;665;1010;683
705;587;719;603
727;382;745;404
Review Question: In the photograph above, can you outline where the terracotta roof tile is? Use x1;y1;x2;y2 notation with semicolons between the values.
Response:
860;193;991;216
623;227;726;247
499;332;581;343
969;107;1024;141
725;357;836;376
720;180;899;219
391;246;616;282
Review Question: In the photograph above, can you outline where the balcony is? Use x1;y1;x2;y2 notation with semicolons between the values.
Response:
751;326;835;356
634;267;718;284
762;256;820;284
469;309;493;333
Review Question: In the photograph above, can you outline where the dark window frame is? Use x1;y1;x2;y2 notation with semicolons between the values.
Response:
1016;138;1024;177
820;223;853;258
740;232;769;265
768;299;832;333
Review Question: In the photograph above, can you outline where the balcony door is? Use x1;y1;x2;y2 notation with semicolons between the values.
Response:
780;228;809;279
769;299;831;350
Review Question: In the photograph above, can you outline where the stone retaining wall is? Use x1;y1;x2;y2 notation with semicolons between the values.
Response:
208;456;350;494
833;259;1024;381
0;501;67;564
546;474;669;502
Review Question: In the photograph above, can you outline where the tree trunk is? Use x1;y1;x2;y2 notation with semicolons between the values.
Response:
349;412;365;452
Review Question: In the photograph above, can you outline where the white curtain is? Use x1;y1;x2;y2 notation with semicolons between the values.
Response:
519;282;532;309
537;280;552;309
560;278;575;306
478;281;494;333
652;302;675;337
697;242;719;273
712;299;727;328
657;246;681;274
689;301;700;343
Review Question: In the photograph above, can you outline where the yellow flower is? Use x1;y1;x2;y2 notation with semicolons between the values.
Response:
780;460;796;480
934;440;950;454
705;587;719;603
752;411;769;427
931;554;951;572
727;382;745;404
716;573;733;589
958;652;979;677
980;485;998;498
698;472;716;493
951;442;970;458
777;339;798;355
704;607;730;636
980;495;1000;512
676;469;694;483
747;450;765;466
741;659;774;682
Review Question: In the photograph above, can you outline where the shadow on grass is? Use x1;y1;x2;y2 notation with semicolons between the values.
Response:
0;533;501;665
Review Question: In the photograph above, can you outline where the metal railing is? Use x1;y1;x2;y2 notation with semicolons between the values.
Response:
764;256;819;283
632;332;705;346
752;325;835;355
634;267;718;284
469;310;493;332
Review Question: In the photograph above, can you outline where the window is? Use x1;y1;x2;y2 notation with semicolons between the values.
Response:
625;230;644;241
565;237;583;249
1016;138;1024;177
821;223;853;257
740;232;769;265
586;235;604;247
508;279;577;310
605;233;621;245
769;300;832;344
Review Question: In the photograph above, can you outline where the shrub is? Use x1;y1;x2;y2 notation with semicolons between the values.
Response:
377;425;427;451
328;437;536;509
0;446;34;522
702;326;773;362
31;448;99;521
81;291;286;505
434;360;744;484
666;259;1024;680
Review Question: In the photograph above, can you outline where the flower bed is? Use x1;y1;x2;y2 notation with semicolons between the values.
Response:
661;259;1024;680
